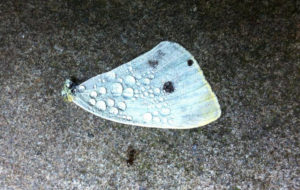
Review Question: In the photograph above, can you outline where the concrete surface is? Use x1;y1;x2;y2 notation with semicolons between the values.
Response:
0;0;299;189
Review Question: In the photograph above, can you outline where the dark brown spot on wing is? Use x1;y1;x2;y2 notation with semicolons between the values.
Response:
163;81;175;93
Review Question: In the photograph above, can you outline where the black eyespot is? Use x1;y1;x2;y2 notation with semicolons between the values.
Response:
163;81;174;93
187;59;193;66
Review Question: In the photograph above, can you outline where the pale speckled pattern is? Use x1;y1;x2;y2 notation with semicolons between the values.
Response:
0;0;299;189
69;41;221;129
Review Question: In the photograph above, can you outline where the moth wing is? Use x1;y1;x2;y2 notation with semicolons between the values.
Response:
71;41;221;129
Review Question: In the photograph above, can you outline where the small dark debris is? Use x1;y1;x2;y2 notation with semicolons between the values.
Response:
126;145;137;166
148;60;158;68
87;132;94;138
163;81;175;93
187;59;193;66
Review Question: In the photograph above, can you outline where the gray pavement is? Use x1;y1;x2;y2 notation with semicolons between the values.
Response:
0;0;299;189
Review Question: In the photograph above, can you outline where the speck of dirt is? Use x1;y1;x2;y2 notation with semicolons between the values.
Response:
126;145;138;166
87;132;94;138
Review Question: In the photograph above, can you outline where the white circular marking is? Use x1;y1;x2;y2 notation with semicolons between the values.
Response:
125;75;136;85
109;107;118;115
117;102;126;110
143;113;152;122
154;88;160;95
99;87;107;94
127;116;132;121
107;98;115;107
90;91;97;98
89;98;96;106
123;88;134;98
111;83;123;96
78;85;86;91
96;101;106;111
142;78;150;85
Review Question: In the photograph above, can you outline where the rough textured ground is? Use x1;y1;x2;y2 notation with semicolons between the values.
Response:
0;0;299;189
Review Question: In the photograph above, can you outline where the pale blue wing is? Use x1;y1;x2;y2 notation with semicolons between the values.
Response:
64;41;221;129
